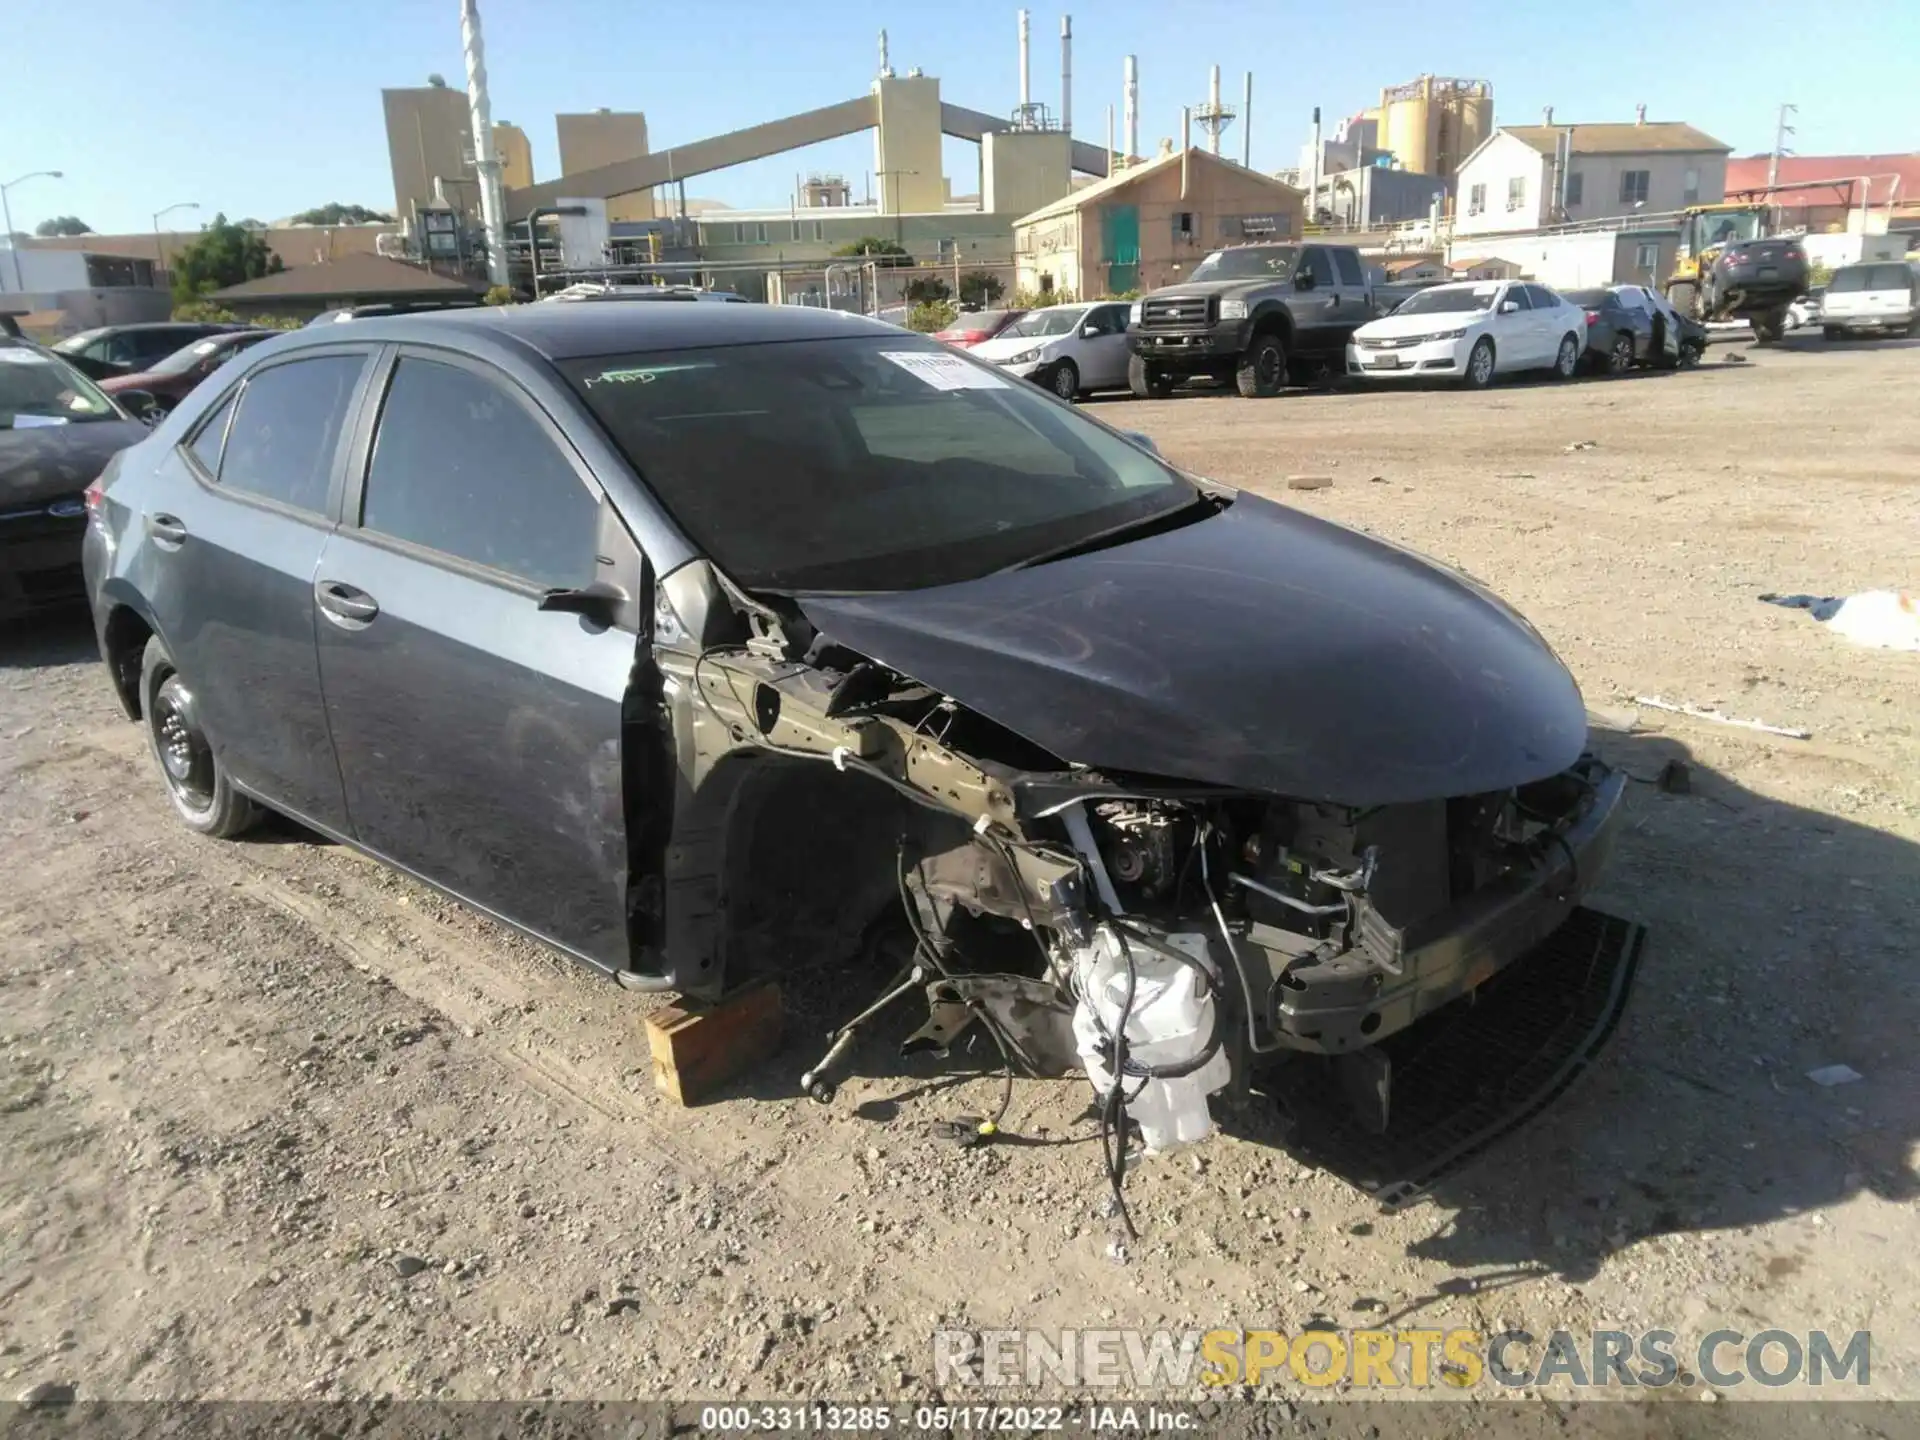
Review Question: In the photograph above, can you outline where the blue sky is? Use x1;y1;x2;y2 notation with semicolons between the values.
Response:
5;0;1915;234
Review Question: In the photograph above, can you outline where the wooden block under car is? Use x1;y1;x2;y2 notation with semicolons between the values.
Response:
644;980;784;1105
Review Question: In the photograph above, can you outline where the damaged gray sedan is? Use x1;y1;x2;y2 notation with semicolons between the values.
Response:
82;303;1624;1175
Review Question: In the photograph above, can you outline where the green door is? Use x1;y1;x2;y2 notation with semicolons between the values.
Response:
1101;204;1140;295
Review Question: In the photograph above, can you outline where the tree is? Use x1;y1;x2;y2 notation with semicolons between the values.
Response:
907;300;957;333
959;270;1004;308
168;213;284;304
290;203;395;227
35;216;92;237
832;237;913;266
483;284;516;307
903;275;950;305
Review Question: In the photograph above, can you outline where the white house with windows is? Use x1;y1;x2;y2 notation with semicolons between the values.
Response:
1451;121;1730;238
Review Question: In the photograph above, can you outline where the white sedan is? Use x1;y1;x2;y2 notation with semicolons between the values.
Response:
1347;280;1588;388
969;301;1134;400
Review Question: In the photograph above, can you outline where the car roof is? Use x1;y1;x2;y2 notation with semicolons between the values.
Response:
265;302;904;361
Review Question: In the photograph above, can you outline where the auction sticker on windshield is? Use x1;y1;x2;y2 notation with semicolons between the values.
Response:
880;351;1009;391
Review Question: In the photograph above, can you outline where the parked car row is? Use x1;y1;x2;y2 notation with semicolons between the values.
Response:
945;243;1708;401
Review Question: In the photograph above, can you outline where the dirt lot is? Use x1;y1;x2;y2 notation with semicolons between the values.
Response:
3;336;1917;1410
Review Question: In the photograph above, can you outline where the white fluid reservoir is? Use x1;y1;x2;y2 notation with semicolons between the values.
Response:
1072;927;1231;1152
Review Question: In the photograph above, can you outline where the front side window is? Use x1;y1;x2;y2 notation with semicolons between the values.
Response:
1332;249;1364;286
1503;285;1533;311
361;357;600;591
218;355;365;513
559;337;1194;593
1620;170;1651;204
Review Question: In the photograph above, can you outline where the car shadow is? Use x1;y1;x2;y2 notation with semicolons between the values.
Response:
0;606;97;671
1219;728;1918;1284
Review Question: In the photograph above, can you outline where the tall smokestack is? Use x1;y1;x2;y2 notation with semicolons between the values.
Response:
1123;54;1139;165
1181;106;1192;197
1060;15;1072;137
1242;71;1252;167
1018;10;1031;111
877;28;890;78
1207;66;1223;155
1106;104;1115;174
1308;105;1322;224
460;0;508;286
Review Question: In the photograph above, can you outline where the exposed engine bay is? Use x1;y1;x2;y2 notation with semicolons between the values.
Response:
636;558;1628;1204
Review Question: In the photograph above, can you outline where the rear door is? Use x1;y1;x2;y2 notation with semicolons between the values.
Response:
159;348;375;829
313;347;640;972
1329;248;1370;335
1526;285;1571;359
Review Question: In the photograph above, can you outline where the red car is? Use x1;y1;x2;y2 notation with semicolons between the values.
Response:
932;308;1026;348
99;329;277;414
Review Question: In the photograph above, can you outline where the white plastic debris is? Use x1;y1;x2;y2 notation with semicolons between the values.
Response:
1760;590;1920;652
1806;1064;1864;1088
1071;927;1231;1153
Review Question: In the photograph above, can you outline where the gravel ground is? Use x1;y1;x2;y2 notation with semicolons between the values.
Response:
2;334;1916;1410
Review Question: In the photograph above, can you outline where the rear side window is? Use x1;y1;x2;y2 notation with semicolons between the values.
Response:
1333;249;1365;286
360;356;599;591
1869;264;1913;290
218;355;365;514
188;393;236;474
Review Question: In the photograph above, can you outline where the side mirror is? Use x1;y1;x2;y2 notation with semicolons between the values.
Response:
539;580;627;624
1080;323;1100;338
1294;272;1316;291
118;389;162;423
1122;430;1161;455
1498;300;1521;314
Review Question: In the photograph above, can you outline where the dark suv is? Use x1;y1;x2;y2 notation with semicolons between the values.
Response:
1127;243;1373;398
82;303;1623;1132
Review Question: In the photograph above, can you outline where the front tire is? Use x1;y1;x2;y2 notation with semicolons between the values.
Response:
1128;354;1174;399
1048;359;1079;401
141;637;259;839
1553;333;1581;379
1822;325;1842;343
1235;333;1287;398
1463;337;1497;389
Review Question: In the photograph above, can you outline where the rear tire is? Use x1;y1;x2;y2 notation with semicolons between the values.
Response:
1127;354;1174;399
140;637;259;839
1048;359;1079;400
1235;333;1287;398
1463;337;1496;389
1606;334;1634;374
1821;325;1842;343
1750;309;1785;345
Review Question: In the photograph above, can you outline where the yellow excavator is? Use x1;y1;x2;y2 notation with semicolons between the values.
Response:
1663;201;1808;344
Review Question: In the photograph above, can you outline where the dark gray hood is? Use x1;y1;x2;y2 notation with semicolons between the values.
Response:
0;419;148;508
798;493;1588;806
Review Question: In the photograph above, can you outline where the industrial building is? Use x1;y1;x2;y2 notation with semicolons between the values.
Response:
1290;76;1488;227
1451;117;1730;237
1013;146;1304;297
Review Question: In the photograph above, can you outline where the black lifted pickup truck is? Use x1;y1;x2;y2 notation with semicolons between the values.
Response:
1128;242;1373;398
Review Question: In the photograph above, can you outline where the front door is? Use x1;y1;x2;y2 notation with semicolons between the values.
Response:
314;350;639;971
1078;303;1133;387
1491;283;1536;368
1293;247;1339;355
157;350;374;830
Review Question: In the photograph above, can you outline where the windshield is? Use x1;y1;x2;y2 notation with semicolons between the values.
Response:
941;310;1014;332
561;336;1194;592
147;333;255;377
0;347;121;427
1187;247;1298;282
999;307;1085;339
50;328;108;356
1701;211;1764;248
1393;284;1498;316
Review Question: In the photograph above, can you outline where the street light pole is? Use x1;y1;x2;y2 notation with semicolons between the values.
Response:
152;201;201;288
2;170;64;294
